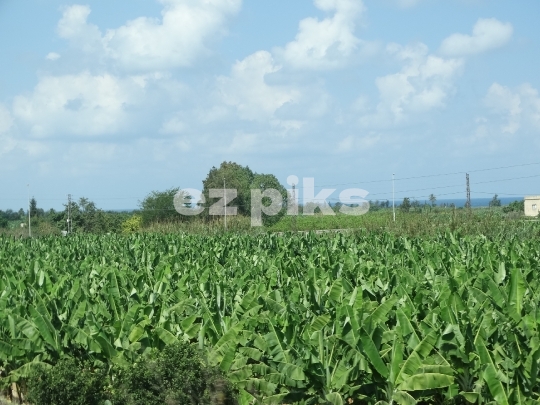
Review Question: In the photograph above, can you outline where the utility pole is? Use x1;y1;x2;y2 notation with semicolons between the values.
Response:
223;179;227;231
292;183;297;232
392;173;396;222
67;194;72;234
27;184;31;238
465;174;471;210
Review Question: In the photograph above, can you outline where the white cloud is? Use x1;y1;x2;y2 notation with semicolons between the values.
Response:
484;83;540;134
46;52;61;61
13;72;144;137
57;5;103;53
57;1;241;71
160;116;186;134
0;104;13;134
276;0;367;70
440;18;513;57
365;43;463;124
216;51;300;120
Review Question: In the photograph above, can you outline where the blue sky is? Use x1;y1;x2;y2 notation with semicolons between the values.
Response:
1;0;539;210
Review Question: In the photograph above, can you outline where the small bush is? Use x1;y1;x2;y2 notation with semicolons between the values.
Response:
503;200;524;214
26;358;109;405
112;342;237;405
122;215;142;234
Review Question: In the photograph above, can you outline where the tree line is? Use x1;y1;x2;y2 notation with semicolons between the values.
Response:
0;162;528;234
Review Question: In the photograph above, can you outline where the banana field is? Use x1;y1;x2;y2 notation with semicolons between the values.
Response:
0;231;539;404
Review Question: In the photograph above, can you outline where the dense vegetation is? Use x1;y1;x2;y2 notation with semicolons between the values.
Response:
1;228;540;404
3;160;530;238
25;342;236;405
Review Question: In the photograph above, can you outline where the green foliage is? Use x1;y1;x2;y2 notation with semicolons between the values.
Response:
250;173;287;227
139;188;183;225
269;208;537;238
503;199;524;213
29;197;44;218
489;194;502;207
201;161;287;224
368;200;390;212
400;197;411;212
26;358;109;405
202;161;255;217
112;342;237;405
1;229;540;403
0;209;22;222
51;197;126;234
0;216;7;229
121;215;142;234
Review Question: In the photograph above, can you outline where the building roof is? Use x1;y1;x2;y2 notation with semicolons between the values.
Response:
524;196;540;200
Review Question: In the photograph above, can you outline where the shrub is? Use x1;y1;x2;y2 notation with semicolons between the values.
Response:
503;199;524;214
112;342;237;405
122;215;142;233
26;358;109;405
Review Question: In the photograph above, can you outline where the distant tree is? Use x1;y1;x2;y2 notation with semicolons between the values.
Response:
4;209;18;221
489;194;501;207
202;162;255;218
201;161;286;226
411;199;421;212
400;197;411;213
428;194;436;207
139;188;184;225
30;198;38;218
368;200;380;212
29;197;45;218
0;216;7;229
51;197;125;234
18;208;25;220
333;201;343;213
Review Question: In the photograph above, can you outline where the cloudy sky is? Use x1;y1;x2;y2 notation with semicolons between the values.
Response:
1;0;539;210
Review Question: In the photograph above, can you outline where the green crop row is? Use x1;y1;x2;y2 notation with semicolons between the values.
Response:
0;231;539;404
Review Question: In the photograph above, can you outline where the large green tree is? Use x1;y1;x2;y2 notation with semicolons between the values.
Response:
139;188;183;225
250;173;287;227
202;162;255;217
201;162;286;226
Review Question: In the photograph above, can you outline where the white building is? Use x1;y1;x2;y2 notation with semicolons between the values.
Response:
524;196;540;217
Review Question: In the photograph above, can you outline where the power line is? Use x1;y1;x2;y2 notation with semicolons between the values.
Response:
2;161;539;209
292;161;540;190
394;161;540;182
